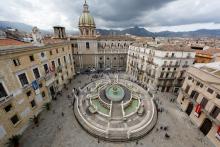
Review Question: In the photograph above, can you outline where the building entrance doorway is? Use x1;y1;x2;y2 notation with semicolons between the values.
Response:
49;86;55;96
174;88;179;93
185;102;193;116
200;118;212;136
166;87;170;92
99;62;103;69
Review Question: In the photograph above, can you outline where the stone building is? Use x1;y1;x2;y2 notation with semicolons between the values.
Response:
126;44;196;93
0;36;75;146
71;1;135;72
177;62;220;147
195;48;220;63
53;26;66;39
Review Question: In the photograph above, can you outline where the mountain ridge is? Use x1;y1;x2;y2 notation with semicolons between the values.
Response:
97;27;220;37
1;21;220;37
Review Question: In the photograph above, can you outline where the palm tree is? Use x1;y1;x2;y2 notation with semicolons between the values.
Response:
30;115;40;127
43;102;51;111
52;96;57;101
6;135;21;147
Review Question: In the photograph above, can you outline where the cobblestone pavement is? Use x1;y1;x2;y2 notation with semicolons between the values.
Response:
20;73;215;147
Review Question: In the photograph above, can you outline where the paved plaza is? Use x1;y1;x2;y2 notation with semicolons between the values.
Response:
74;76;157;141
20;73;214;147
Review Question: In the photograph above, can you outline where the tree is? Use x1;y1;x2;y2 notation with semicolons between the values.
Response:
30;115;40;127
6;135;21;147
43;102;51;111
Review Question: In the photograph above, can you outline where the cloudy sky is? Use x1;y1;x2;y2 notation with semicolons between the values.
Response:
1;0;220;32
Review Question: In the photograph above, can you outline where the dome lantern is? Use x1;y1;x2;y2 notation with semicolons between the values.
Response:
78;0;96;37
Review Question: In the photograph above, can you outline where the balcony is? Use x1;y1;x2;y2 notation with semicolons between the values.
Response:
174;83;183;87
57;66;63;73
146;72;155;78
158;76;175;80
45;73;53;81
146;60;157;66
138;67;145;72
138;69;145;75
182;65;189;68
0;94;13;106
130;64;137;68
22;83;32;91
177;76;185;80
186;55;192;59
164;55;176;59
45;73;55;86
162;64;179;68
129;55;137;59
181;88;220;125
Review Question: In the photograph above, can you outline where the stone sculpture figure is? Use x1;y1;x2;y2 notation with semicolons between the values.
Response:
32;26;44;46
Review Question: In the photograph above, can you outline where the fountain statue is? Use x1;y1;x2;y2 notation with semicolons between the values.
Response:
112;86;119;95
32;27;44;46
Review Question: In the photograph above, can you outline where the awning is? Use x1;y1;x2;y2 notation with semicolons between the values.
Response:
195;104;202;113
216;126;220;141
194;104;202;117
217;126;220;134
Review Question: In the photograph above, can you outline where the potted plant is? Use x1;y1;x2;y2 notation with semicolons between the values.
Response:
6;135;21;147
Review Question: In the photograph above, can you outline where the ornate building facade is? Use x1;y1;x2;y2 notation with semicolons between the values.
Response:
0;34;75;146
72;1;135;72
177;62;220;147
0;1;210;146
126;44;196;93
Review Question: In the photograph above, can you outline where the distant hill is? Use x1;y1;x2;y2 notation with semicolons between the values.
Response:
97;26;220;38
121;26;154;37
97;27;154;36
0;21;52;34
1;21;220;37
0;21;33;32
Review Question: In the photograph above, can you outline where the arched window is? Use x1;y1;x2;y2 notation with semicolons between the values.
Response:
86;29;89;35
86;42;90;49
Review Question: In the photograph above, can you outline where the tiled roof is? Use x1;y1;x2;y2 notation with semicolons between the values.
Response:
196;48;220;56
43;38;68;45
189;64;220;90
96;35;135;41
0;38;28;46
157;44;194;52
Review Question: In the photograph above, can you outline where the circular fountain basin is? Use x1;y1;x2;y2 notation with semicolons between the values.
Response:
105;84;125;102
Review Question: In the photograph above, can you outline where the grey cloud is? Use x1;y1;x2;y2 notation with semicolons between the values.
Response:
0;0;220;30
92;0;175;22
47;0;175;28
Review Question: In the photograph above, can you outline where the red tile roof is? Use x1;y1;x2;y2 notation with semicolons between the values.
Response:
0;38;28;46
196;48;220;56
158;44;194;52
43;38;67;45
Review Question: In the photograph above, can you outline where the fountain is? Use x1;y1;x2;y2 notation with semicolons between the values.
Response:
74;76;157;142
105;84;125;102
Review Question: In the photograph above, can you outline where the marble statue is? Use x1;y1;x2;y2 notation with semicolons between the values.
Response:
32;26;44;46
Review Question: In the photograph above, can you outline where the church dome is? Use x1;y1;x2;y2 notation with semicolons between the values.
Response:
79;2;96;28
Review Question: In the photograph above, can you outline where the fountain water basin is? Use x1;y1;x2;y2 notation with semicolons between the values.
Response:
105;84;125;102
